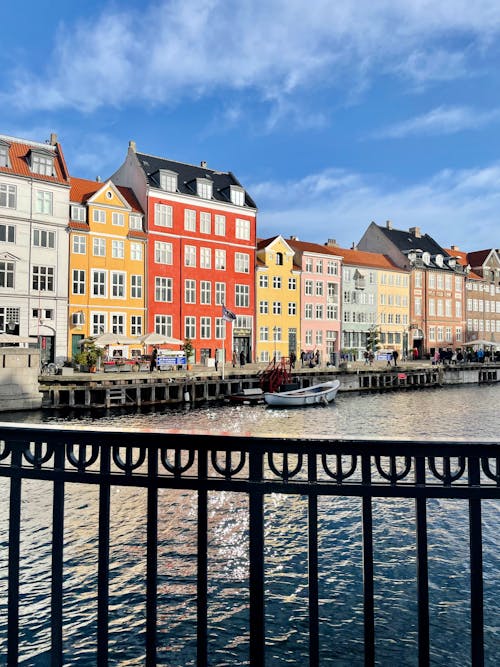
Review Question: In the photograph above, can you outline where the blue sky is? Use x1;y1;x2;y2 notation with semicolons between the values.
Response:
2;0;500;251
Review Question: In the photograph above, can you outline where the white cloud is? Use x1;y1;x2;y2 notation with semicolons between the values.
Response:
3;0;500;116
372;106;500;139
253;164;500;251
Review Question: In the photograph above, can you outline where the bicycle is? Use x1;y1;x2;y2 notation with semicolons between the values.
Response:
40;362;61;376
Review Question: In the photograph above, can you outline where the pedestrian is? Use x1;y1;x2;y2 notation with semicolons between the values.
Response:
240;349;245;367
150;346;158;372
232;351;238;368
300;350;305;367
368;351;374;365
290;351;296;369
364;350;369;365
315;350;320;366
392;350;399;366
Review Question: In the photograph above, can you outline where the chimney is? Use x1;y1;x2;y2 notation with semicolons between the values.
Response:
200;160;207;168
49;133;58;146
325;239;337;247
409;226;421;238
289;235;298;241
128;140;136;152
450;244;460;251
386;220;392;230
96;176;101;182
351;242;357;250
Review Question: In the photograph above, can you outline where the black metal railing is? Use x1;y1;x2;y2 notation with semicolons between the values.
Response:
1;423;499;666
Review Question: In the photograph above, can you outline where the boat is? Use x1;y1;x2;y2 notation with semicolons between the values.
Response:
226;388;265;405
263;380;341;408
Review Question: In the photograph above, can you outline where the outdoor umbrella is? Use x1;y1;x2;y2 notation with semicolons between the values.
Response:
0;333;38;344
140;333;183;346
82;333;140;347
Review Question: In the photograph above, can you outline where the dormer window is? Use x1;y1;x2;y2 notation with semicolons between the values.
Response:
129;214;142;230
230;185;245;206
276;252;283;265
407;251;416;263
353;269;366;290
30;150;54;176
159;170;178;192
0;142;10;168
447;257;456;268
435;254;443;267
422;252;430;265
196;178;212;199
70;205;86;222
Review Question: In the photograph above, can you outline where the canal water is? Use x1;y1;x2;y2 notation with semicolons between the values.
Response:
0;384;499;666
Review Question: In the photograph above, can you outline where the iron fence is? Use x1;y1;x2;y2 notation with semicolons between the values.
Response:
0;423;499;666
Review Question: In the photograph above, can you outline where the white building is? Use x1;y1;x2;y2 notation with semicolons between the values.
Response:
0;133;70;363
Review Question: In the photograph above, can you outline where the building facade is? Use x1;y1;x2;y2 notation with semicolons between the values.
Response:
0;133;70;363
255;236;301;362
68;178;145;358
111;142;257;364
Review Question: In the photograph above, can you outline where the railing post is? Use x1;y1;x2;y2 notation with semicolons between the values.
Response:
361;453;375;667
97;444;111;663
7;445;22;667
197;447;208;666
249;448;265;666
415;455;430;667
51;444;65;664
146;445;158;666
308;450;319;667
468;455;484;666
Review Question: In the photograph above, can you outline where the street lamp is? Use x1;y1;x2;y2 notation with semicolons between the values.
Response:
273;326;278;361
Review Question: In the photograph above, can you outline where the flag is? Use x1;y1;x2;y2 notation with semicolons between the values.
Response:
222;305;236;322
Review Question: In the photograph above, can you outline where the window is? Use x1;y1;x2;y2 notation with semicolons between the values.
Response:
235;253;249;273
33;229;55;248
215;249;226;270
315;282;323;296
326;304;338;319
72;235;86;254
112;240;125;259
414;271;422;289
259;301;269;314
260;327;269;342
72;269;85;295
316;261;323;274
305;304;313;319
129;215;142;230
275;252;283;266
154;203;173;227
93;238;106;256
130;243;143;261
230;185;245;206
160;170;178;192
35;190;53;215
305;280;313;295
185;316;196;340
93;209;106;223
306;258;313;273
185;245;196;267
31;153;53;176
155;315;173;337
32;266;54;292
0;261;15;287
288;302;296;316
200;281;211;304
200;317;211;339
0;145;8;167
184;209;196;231
185;279;196;304
273;301;281;315
235;284;249;308
327;260;338;275
131;315;143;336
200;212;211;234
130;275;142;299
215;318;225;339
155;241;173;264
273;276;281;289
215;282;226;306
111;314;125;335
91;313;106;335
288;278;296;290
112;212;125;226
71;206;86;222
111;272;126;298
196;179;212;199
155;277;173;302
235;218;250;240
200;247;211;269
0;223;15;243
215;215;226;236
0;184;16;209
71;311;84;326
92;270;107;297
315;304;324;319
259;274;268;288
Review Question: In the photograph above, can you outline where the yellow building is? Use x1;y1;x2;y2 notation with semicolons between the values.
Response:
377;263;411;358
68;178;146;359
255;236;301;363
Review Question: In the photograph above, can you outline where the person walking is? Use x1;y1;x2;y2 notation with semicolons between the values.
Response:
150;346;158;372
392;350;399;366
240;349;246;367
232;350;238;368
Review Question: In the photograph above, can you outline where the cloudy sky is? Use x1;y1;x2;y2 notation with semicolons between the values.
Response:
2;0;500;251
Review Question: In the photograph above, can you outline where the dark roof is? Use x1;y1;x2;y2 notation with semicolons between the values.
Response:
136;152;256;209
378;225;448;257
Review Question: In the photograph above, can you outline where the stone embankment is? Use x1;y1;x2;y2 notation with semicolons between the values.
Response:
36;360;499;410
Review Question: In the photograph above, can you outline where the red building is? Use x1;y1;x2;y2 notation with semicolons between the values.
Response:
111;142;257;364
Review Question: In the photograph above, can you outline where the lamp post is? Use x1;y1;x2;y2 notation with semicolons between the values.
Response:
273;326;278;361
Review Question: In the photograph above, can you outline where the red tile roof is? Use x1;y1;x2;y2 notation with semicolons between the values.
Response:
333;245;407;271
70;176;143;213
0;136;69;184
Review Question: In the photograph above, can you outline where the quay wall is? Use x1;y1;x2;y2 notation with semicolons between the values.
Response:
35;362;500;410
0;347;42;411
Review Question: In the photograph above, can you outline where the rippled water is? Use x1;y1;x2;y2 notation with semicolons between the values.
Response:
1;384;499;666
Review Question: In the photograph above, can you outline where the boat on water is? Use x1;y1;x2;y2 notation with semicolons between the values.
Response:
263;380;341;408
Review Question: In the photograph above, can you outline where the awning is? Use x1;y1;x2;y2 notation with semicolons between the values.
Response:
0;333;38;344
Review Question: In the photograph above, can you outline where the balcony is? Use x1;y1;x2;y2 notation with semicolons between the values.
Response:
1;423;499;665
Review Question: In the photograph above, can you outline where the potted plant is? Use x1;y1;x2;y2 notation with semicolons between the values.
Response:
74;344;103;373
183;338;194;370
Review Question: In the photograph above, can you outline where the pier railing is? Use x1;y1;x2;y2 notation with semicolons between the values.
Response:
1;423;499;666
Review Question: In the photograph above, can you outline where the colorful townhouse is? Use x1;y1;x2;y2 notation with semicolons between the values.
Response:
67;177;145;358
111;142;257;364
0;133;70;364
287;237;342;365
255;236;301;362
358;222;467;358
447;246;500;346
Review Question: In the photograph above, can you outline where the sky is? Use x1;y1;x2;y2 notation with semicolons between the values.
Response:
2;0;500;252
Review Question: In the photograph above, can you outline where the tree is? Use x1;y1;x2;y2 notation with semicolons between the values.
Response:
366;326;381;354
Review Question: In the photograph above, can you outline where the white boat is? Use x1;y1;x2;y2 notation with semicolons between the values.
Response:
263;380;340;407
